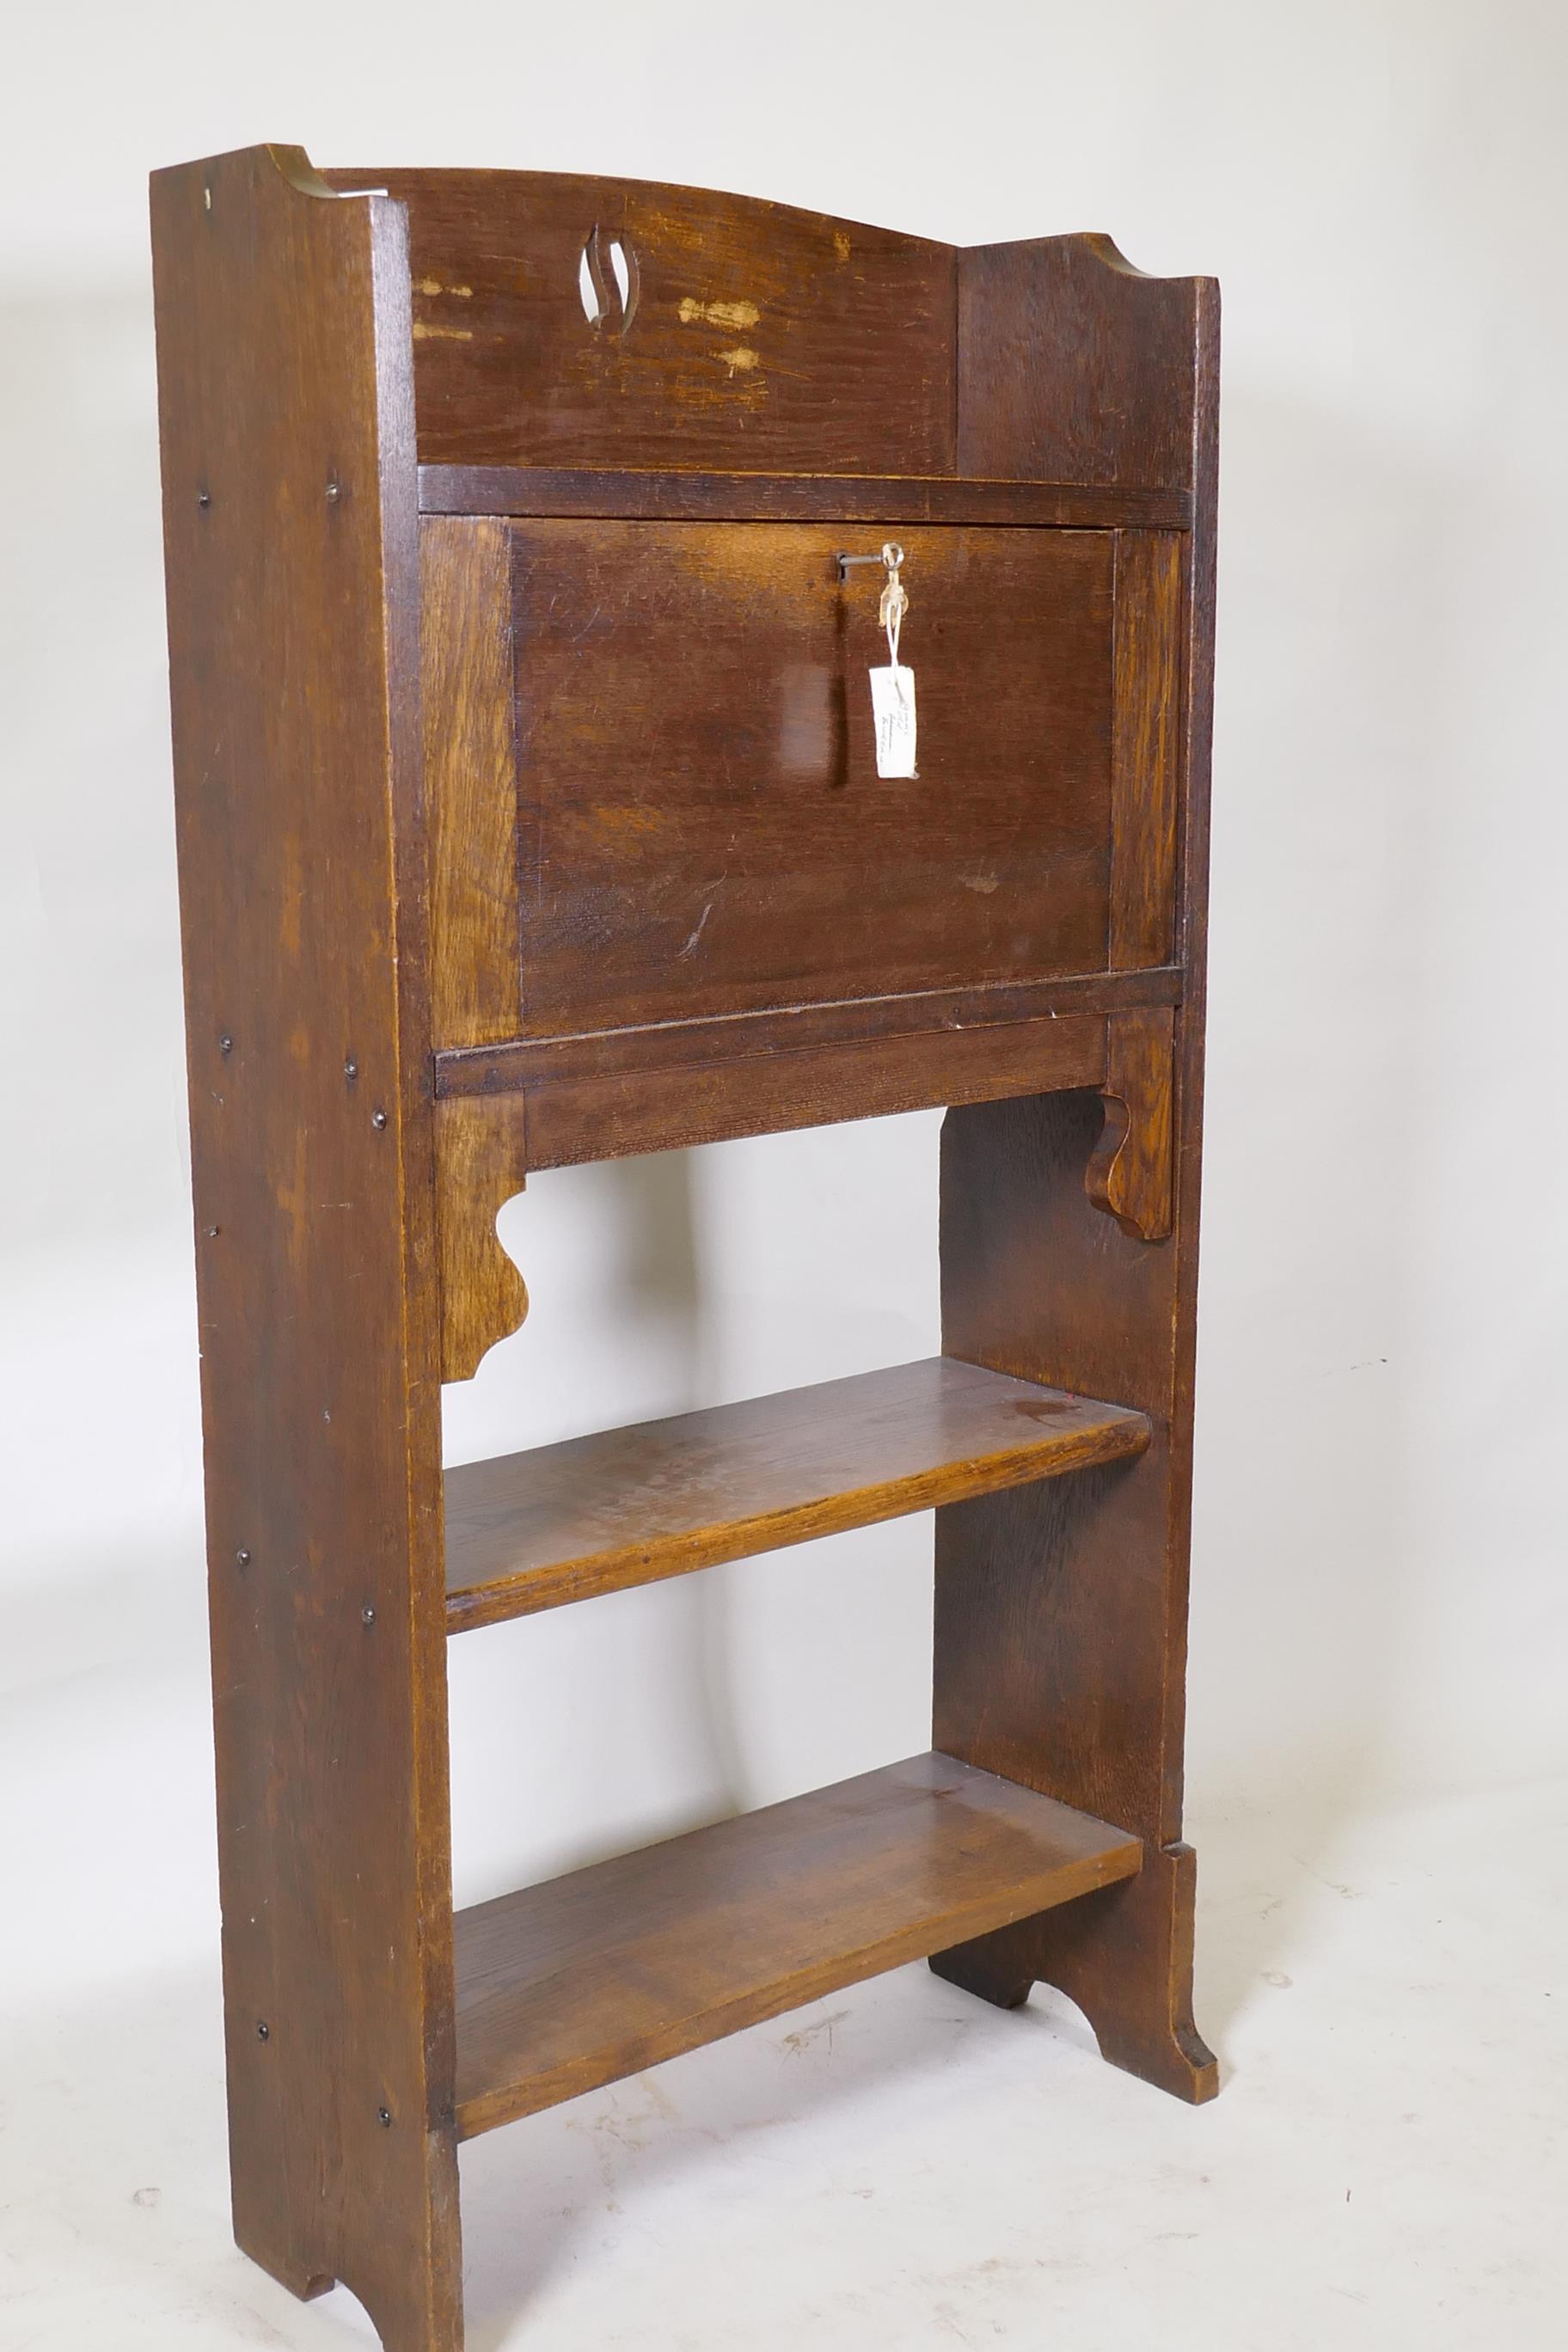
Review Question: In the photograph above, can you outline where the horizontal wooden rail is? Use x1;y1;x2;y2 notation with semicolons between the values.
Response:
418;464;1192;533
433;965;1184;1099
452;1752;1142;2137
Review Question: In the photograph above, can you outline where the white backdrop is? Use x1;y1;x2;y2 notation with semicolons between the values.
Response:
3;0;1565;2043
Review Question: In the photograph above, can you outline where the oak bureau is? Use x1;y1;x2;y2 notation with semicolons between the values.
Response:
150;144;1220;2349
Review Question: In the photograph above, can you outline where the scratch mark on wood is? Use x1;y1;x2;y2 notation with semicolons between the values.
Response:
678;898;717;958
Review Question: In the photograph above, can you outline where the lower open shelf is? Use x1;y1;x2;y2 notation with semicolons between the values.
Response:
451;1752;1141;2140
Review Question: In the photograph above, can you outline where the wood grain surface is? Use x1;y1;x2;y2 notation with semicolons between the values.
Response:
433;965;1181;1099
508;518;1115;1035
155;144;1222;2351
150;144;462;2348
444;1356;1151;1629
421;516;518;1048
452;1754;1142;2137
1110;532;1185;968
322;168;957;476
959;233;1206;489
1087;1006;1176;1242
420;465;1192;532
928;254;1221;2102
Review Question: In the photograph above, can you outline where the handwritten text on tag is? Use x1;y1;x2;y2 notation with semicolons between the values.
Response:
868;663;917;778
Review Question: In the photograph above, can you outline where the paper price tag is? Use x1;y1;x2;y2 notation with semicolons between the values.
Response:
869;662;917;779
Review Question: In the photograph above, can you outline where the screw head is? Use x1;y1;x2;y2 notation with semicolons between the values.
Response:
344;1058;358;1082
371;1108;388;1130
205;1224;220;1239
361;1605;376;1626
326;480;341;502
256;2021;270;2042
236;1548;251;1568
219;1033;233;1056
377;2106;392;2128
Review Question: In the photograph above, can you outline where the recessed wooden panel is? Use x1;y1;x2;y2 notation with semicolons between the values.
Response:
322;168;956;476
506;518;1115;1036
444;1355;1150;1629
453;1753;1142;2137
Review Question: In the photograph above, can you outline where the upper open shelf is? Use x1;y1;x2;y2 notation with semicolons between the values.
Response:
444;1354;1150;1632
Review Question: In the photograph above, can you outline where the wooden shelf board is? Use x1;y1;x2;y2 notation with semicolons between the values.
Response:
444;1355;1150;1633
453;1751;1142;2138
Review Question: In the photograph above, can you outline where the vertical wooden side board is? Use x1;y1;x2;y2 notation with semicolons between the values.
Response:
150;147;462;2344
932;240;1221;2098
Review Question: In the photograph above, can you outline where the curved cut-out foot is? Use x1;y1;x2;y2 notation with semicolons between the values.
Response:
436;1093;530;1381
1037;1838;1216;2102
1086;1007;1175;1243
237;2234;335;2305
237;2200;463;2347
928;1841;1217;2104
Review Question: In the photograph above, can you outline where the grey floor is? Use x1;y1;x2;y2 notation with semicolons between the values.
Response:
2;1777;1560;2351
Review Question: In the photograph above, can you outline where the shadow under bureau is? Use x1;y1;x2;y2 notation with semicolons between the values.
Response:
150;143;1220;2352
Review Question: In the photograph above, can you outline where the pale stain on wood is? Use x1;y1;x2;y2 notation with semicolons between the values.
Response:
677;295;760;329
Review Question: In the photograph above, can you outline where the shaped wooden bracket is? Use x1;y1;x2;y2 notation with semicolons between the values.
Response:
435;1093;530;1381
1087;1007;1176;1242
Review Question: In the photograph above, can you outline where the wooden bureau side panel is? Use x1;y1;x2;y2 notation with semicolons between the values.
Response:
510;519;1115;1037
421;516;522;1047
1110;533;1184;969
322;168;956;477
958;235;1208;491
928;262;1220;2106
150;148;461;2344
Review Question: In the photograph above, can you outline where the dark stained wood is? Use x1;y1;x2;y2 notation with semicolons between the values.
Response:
453;1754;1143;2137
507;518;1115;1036
435;965;1183;1099
444;1357;1151;1632
322;169;957;477
931;1840;1214;2096
434;1096;529;1383
156;141;1223;2347
931;1093;1215;2098
1087;1006;1176;1242
928;264;1220;2103
959;235;1210;490
421;518;519;1049
432;1017;1111;1382
420;464;1192;533
150;144;461;2347
512;1010;1110;1176
1110;532;1185;968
